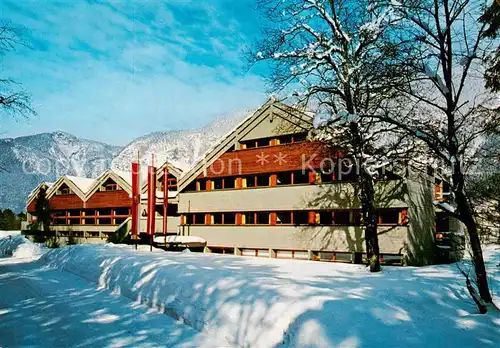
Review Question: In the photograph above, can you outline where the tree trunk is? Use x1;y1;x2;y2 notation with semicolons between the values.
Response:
349;121;381;272
455;188;493;304
361;170;381;272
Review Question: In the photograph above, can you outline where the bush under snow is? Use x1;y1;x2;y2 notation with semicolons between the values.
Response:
0;234;45;259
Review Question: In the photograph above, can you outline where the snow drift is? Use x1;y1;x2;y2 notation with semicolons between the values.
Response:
0;234;45;259
0;230;21;239
40;244;499;347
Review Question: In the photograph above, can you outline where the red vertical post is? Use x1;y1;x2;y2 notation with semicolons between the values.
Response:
163;166;169;245
131;162;140;250
146;165;151;237
151;167;157;235
147;165;157;251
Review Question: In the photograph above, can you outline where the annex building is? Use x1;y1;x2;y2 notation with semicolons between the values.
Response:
25;164;182;242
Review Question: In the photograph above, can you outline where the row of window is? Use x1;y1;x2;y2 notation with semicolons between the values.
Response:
50;205;180;226
181;209;408;226
54;176;179;196
238;132;308;150
98;183;123;192
207;247;402;264
56;183;123;195
185;169;361;192
53;217;128;226
52;208;131;217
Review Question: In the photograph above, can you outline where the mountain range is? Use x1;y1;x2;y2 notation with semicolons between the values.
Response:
0;112;249;212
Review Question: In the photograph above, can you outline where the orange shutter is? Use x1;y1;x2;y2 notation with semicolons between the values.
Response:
308;211;317;225
435;184;442;200
180;215;185;225
236;213;242;225
206;180;212;191
308;172;317;184
400;209;408;225
270;212;277;225
270;174;277;187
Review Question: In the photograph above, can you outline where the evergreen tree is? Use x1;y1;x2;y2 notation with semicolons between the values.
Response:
0;210;7;230
34;187;51;233
1;209;17;230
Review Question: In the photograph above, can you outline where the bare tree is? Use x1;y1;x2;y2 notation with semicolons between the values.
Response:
250;0;419;271
0;22;35;119
371;0;499;312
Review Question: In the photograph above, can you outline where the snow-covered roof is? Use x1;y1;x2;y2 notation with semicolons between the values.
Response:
65;176;96;194
153;235;206;245
26;181;55;206
28;181;54;198
113;170;133;186
156;161;184;179
433;201;457;214
44;175;94;200
177;98;312;191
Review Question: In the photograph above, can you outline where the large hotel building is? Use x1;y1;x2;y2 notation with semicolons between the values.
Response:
24;100;458;265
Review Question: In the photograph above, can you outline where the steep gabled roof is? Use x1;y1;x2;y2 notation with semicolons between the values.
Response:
66;176;96;193
141;161;183;193
46;175;94;200
177;99;312;191
84;169;136;198
113;170;134;187
26;181;54;207
156;161;183;180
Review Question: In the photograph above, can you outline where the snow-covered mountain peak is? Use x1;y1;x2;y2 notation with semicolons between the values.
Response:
0;132;122;212
1;111;249;212
111;111;250;173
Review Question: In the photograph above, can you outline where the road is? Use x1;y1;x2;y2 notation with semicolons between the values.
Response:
0;256;228;347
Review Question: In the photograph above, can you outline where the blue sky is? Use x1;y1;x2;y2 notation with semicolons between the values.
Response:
1;0;268;146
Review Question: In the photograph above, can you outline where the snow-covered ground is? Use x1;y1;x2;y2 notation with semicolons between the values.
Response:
0;230;21;239
1;234;499;347
0;233;45;259
0;237;229;347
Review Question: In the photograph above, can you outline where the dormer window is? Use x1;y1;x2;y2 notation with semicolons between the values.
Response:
100;178;120;192
60;187;71;195
57;184;72;195
105;183;118;191
159;174;178;192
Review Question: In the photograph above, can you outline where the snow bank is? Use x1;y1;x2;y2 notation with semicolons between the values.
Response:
0;230;21;239
153;235;206;245
0;234;45;259
40;244;500;347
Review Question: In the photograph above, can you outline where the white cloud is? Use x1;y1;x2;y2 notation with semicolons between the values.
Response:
1;0;266;145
